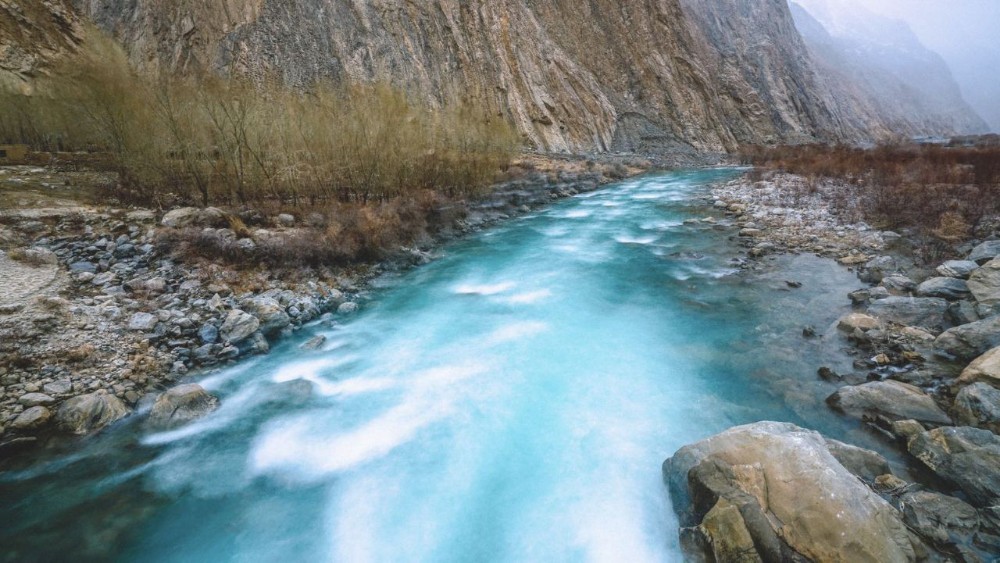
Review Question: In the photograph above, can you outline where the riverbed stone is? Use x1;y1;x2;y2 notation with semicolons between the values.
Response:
55;391;130;435
899;490;980;547
907;426;1000;506
42;380;72;395
664;422;919;562
968;258;1000;306
10;406;51;431
935;316;1000;361
219;309;259;344
956;347;1000;389
244;297;290;334
867;296;949;330
916;277;971;301
299;335;327;351
968;241;1000;265
837;312;881;332
128;312;159;331
937;260;979;280
146;384;219;431
338;302;359;315
953;383;1000;434
18;392;55;407
827;380;952;425
883;275;917;293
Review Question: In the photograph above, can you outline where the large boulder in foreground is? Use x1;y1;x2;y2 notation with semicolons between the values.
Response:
219;309;260;345
827;380;952;426
967;258;1000;306
146;384;219;431
907;426;1000;507
867;297;949;331
55;391;130;435
935;316;1000;361
664;422;920;562
967;240;1000;265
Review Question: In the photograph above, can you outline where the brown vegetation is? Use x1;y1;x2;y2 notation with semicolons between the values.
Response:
741;143;1000;241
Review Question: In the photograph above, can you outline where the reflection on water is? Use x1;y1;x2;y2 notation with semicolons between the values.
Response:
1;169;889;562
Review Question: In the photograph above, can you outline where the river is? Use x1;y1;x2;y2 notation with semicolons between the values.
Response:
1;169;892;562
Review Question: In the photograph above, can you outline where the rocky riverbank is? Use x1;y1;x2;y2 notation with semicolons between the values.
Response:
664;170;1000;561
0;155;658;454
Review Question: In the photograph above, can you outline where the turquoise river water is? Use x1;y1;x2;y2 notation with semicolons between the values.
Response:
1;169;897;562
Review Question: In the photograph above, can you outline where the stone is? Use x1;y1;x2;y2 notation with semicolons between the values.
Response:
18;393;55;407
69;261;97;273
144;277;167;293
937;260;980;280
867;296;949;330
55;391;131;435
849;288;872;305
899;490;980;546
953;383;1000;434
824;438;892;481
907;426;1000;506
276;213;295;227
916;277;970;301
128;312;159;331
42;380;72;395
338;302;359;315
936;316;1000;361
146;384;219;431
837;312;881;332
827;380;952;425
10;406;52;431
968;258;1000;306
968;240;1000;265
244;297;290;334
664;422;918;562
161;207;225;228
947;300;980;326
892;419;926;442
219;309;260;344
299;335;327;351
882;275;917;293
956;347;1000;389
198;324;219;344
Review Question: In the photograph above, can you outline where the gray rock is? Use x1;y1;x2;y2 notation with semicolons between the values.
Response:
916;277;970;301
968;257;1000;306
908;426;1000;506
882;275;917;293
664;422;918;562
837;312;881;332
299;334;327;351
276;213;295;227
69;261;97;273
968;240;1000;265
867;296;949;331
42;380;72;395
144;277;167;293
954;383;1000;434
860;255;898;283
219;309;259;344
128;312;159;331
899;490;979;546
244;297;290;334
198;324;219;344
935;316;1000;360
161;207;225;228
824;438;892;481
55;391;131;435
947;300;980;326
18;393;55;407
937;260;980;279
338;302;359;315
10;406;52;430
146;384;219;431
827;380;952;425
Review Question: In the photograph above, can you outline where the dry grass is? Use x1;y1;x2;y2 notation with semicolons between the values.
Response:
741;143;1000;241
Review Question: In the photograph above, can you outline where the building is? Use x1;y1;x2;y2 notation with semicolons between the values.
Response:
0;144;29;163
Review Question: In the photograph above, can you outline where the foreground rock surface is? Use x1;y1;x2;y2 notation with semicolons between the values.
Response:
827;380;952;426
907;426;1000;506
664;422;920;562
146;384;219;431
55;391;130;435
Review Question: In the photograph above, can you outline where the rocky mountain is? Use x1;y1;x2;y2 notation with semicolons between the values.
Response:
791;0;988;137
0;0;83;90
2;0;984;152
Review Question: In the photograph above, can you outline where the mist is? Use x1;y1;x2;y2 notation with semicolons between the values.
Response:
795;0;1000;132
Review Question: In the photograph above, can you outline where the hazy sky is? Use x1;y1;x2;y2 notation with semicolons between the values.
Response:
837;0;1000;131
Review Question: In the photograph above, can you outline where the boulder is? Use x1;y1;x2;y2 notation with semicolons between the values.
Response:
867;297;948;330
907;426;1000;506
161;207;225;228
953;383;1000;434
146;384;219;431
837;313;881;332
937;260;979;280
276;213;295;227
824;438;892;481
827;380;952;425
967;258;1000;306
664;422;919;562
882;275;917;293
899;491;980;547
55;391;131;435
198;324;219;344
219;309;260;344
10;406;52;431
968;240;1000;265
956;347;1000;389
244;297;290;334
916;277;970;301
18;393;55;407
935;316;1000;360
128;312;159;332
42;380;72;395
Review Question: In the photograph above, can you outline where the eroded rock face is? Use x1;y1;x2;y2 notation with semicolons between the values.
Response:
907;426;1000;507
866;297;949;331
664;422;920;562
55;391;130;435
146;383;219;431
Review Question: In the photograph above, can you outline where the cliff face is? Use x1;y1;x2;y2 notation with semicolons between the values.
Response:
71;0;870;153
0;0;83;90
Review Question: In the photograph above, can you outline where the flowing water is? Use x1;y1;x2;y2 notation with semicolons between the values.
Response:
1;169;894;562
